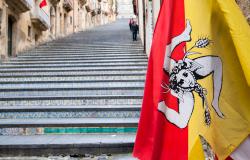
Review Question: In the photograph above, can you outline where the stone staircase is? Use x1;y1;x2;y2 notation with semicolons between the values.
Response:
0;20;147;156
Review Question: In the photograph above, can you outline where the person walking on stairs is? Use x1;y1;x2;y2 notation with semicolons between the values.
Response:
131;21;139;41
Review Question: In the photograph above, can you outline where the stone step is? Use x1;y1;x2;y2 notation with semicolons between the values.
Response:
25;47;143;51
0;95;142;101
0;66;146;72
25;49;143;53
46;41;141;45
37;43;143;47
0;78;145;83
0;76;145;83
0;95;142;106
29;51;143;55
38;43;143;48
18;53;146;58
0;82;143;89
23;51;144;56
18;51;147;58
0;105;140;119
86;42;141;45
0;89;142;98
0;127;138;136
11;56;147;62
30;46;143;53
35;45;143;49
0;134;135;156
0;105;141;112
43;127;137;134
0;70;146;78
4;59;148;64
0;61;147;68
0;118;139;128
0;81;144;89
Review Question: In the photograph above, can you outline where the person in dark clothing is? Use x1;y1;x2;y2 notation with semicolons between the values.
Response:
131;21;139;41
129;18;133;31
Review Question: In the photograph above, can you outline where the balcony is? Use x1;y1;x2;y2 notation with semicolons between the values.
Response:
6;0;33;13
30;5;50;31
63;0;73;12
50;0;60;6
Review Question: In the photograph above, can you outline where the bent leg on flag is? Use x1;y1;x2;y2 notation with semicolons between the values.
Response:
158;92;194;129
193;56;224;118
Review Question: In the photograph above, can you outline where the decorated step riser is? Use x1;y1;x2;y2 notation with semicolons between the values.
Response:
0;111;140;119
36;45;143;48
34;45;143;48
4;59;148;64
15;55;147;60
0;70;146;77
0;82;144;89
0;62;148;68
19;52;146;57
0;127;138;136
0;99;142;106
39;42;143;46
0;76;145;82
10;58;147;62
30;49;144;52
0;90;143;98
0;66;147;73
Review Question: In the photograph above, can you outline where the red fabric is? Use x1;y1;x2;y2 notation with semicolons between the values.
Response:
225;157;233;160
39;0;47;8
133;0;188;160
215;155;233;160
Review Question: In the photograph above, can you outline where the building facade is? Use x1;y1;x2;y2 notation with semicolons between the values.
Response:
0;0;117;60
132;0;161;56
133;0;249;56
116;0;133;19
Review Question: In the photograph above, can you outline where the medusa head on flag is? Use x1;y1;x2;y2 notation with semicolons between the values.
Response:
158;20;224;129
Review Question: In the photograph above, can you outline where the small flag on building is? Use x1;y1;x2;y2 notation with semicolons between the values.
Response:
39;0;47;8
133;0;250;159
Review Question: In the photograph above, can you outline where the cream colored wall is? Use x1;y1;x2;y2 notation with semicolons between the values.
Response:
16;12;35;53
117;0;134;18
0;1;35;58
152;1;160;27
137;0;144;47
0;1;8;59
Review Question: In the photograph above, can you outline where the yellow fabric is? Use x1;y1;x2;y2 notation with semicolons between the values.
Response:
189;138;205;160
185;0;250;159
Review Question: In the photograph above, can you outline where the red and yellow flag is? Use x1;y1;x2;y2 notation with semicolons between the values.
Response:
133;0;250;159
39;0;47;8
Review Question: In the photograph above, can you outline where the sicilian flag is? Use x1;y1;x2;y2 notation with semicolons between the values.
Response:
39;0;47;8
133;0;250;159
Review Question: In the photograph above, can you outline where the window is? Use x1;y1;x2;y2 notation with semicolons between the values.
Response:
35;34;38;43
28;26;31;37
70;16;73;25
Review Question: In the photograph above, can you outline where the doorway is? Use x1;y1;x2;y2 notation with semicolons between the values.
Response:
7;17;14;57
64;13;67;34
